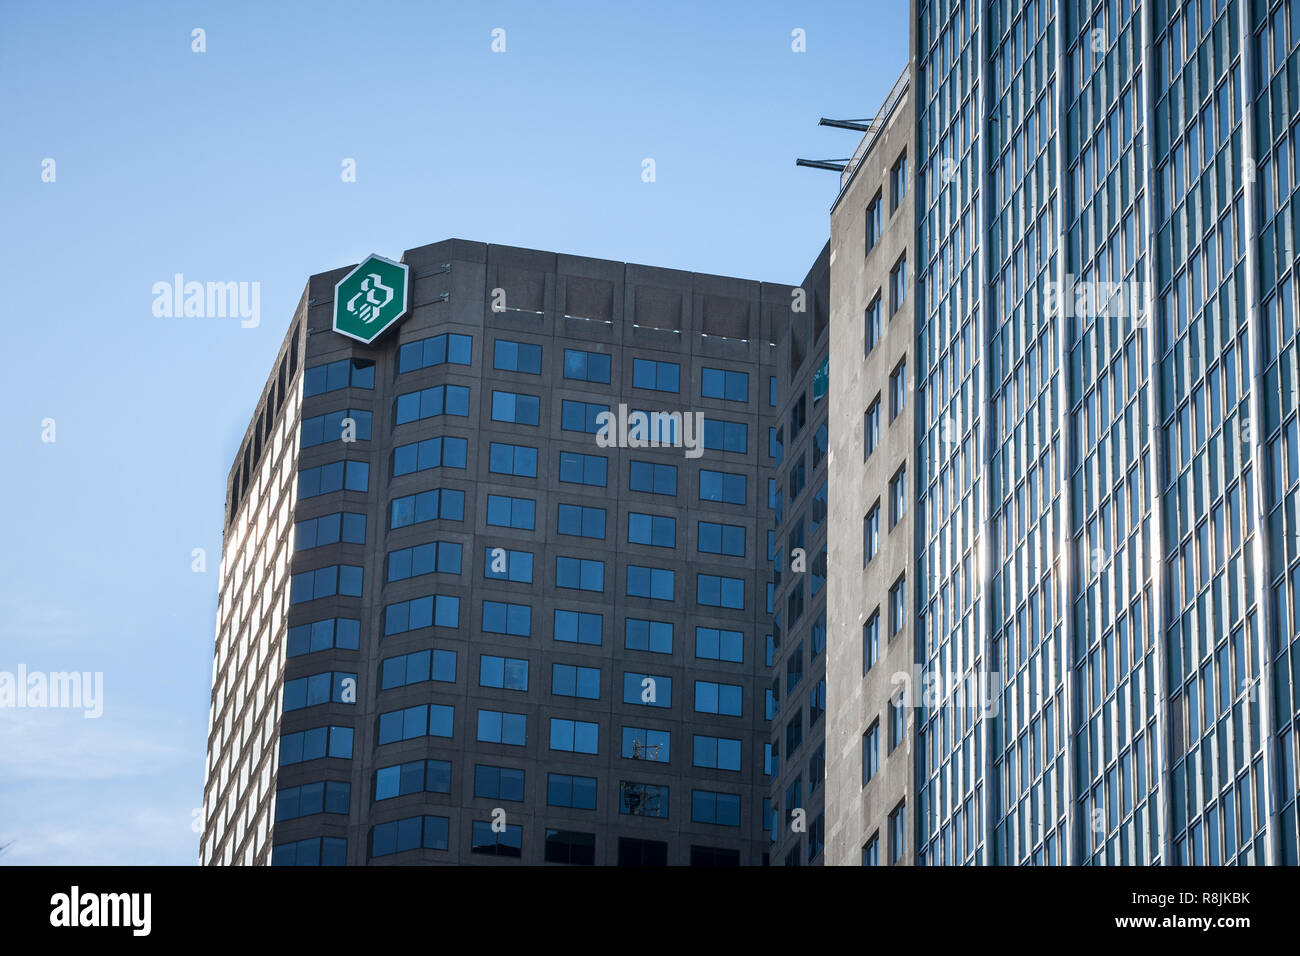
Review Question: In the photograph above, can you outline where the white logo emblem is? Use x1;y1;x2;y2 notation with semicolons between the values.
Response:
346;273;393;324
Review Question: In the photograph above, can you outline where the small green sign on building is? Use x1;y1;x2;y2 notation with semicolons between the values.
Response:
813;356;829;402
332;254;410;345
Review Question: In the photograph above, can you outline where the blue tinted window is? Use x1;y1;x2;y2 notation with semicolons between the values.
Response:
387;541;462;581
479;654;529;691
484;547;534;583
629;460;677;495
623;672;671;708
380;648;457;689
632;358;680;392
696;626;744;663
693;735;742;771
552;663;600;700
554;609;602;645
491;390;540;426
619;780;669;818
374;759;451;800
698;521;745;556
370;815;449;857
621;727;670;762
701;367;748;402
287;617;361;657
559;451;607;487
282;671;356;712
561;399;609;434
699;469;745;504
626;565;674;600
493;339;542;374
702;418;747;453
557;503;606;538
376;703;454;744
550;717;599;754
694;680;742;716
476;709;527;746
398;332;472;373
556;556;604;592
392;437;467;476
628;512;675;548
482;600;531;637
305;358;375;396
299;460;369;498
547;772;598;809
471;820;522;856
301;409;373;447
488;442;538;478
474;764;526;801
697;573;744;609
563;349;611;383
691;790;740;826
487;494;536;530
383;594;460;635
391;488;465;528
624;618;673;654
290;565;364;604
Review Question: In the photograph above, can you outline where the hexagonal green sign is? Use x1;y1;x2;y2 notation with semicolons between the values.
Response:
332;254;410;345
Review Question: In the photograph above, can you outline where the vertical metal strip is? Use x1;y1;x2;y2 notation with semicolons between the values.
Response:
1138;0;1174;868
1053;0;1079;868
977;0;996;865
1236;0;1282;868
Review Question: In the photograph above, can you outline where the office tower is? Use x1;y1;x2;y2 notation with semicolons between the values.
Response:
824;67;916;867
823;0;1300;866
769;244;832;865
200;239;796;865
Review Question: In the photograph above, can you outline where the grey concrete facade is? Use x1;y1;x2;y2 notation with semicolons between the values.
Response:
201;239;795;865
825;68;916;866
768;244;832;864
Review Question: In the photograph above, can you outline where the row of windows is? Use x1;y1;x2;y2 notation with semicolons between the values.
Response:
299;460;369;498
295;511;366;551
289;565;364;604
391;488;465;528
279;725;354;765
363;817;740;864
393;436;468;476
287;617;360;658
380;648;457;689
389;540;463;581
275;781;350;821
398;332;473;373
388;440;755;509
340;333;753;417
304;357;375;396
384;594;461;634
283;671;355;711
294;550;741;603
376;759;451;801
396;384;470;425
361;697;749;753
301;408;372;447
291;601;753;661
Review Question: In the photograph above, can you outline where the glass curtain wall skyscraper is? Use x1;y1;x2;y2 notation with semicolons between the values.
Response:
901;0;1300;865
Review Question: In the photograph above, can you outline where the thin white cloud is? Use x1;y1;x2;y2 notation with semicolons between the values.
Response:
0;710;186;781
0;597;90;643
0;804;198;866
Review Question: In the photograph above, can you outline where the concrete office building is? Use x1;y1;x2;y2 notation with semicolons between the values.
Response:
824;66;917;867
817;0;1300;866
199;239;797;865
768;244;831;865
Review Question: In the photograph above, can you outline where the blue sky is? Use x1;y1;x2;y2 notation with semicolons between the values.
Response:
0;0;908;864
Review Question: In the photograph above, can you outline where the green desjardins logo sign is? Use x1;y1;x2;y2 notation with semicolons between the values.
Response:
332;253;410;345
